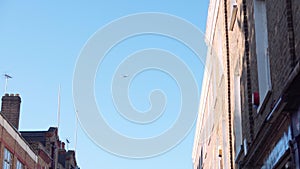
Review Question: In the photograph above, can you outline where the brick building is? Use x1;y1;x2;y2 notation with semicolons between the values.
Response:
21;128;78;169
235;0;300;168
193;0;300;168
0;94;51;169
192;0;242;168
0;94;79;169
192;0;227;167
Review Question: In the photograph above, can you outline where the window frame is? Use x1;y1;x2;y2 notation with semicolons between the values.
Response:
3;148;12;169
254;0;272;113
16;159;24;169
233;61;243;159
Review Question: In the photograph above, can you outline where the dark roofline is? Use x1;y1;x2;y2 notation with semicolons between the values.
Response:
20;126;58;133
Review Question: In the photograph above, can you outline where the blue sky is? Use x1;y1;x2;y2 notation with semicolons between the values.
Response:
0;1;208;168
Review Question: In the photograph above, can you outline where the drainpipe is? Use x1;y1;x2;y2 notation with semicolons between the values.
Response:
242;0;254;142
285;0;296;67
223;0;234;168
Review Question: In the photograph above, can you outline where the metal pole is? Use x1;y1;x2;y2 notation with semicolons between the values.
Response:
75;110;78;152
57;85;61;130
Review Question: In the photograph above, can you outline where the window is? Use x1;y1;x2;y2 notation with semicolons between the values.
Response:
216;28;224;88
3;148;12;169
254;0;271;110
217;28;224;77
198;148;203;169
234;65;243;157
16;160;24;169
229;0;238;30
218;146;223;169
221;119;228;169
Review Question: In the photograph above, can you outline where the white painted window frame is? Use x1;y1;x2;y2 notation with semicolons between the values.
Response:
233;61;243;159
254;0;272;113
3;148;12;169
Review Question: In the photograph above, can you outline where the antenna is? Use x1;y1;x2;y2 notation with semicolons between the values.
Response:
4;74;12;94
74;110;78;152
66;138;70;150
57;85;61;131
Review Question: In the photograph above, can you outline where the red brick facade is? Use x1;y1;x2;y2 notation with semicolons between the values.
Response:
0;111;50;169
0;94;79;169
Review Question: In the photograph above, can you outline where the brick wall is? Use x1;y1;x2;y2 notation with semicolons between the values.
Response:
237;0;300;167
1;94;21;129
292;0;300;62
0;125;36;169
239;0;300;144
0;113;51;169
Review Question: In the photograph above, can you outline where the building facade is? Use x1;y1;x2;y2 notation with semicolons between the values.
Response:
0;94;51;169
0;94;79;169
192;0;237;167
21;128;78;169
235;0;300;168
193;0;300;168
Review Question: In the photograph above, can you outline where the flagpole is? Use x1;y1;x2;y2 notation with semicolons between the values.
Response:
57;85;61;131
75;110;78;152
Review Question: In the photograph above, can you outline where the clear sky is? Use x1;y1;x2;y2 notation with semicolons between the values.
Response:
0;1;208;168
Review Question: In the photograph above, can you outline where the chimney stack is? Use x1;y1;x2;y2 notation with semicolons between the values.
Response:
62;142;65;150
1;94;21;129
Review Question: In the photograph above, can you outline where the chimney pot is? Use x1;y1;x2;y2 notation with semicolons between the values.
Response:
58;141;62;149
62;142;65;149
